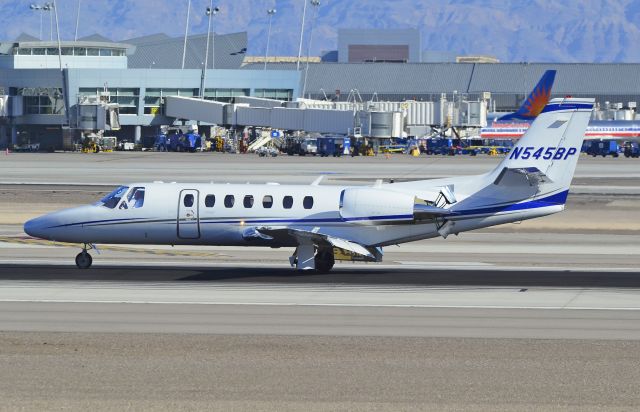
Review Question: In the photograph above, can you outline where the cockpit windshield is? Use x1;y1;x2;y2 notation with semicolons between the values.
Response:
99;186;129;209
127;187;145;208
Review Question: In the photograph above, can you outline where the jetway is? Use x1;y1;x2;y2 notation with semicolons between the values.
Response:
165;95;358;135
165;96;225;124
164;95;486;137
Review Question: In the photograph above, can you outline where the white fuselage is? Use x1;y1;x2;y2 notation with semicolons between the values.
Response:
24;177;561;249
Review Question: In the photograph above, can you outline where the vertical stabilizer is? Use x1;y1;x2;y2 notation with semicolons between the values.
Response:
498;70;556;121
491;97;594;196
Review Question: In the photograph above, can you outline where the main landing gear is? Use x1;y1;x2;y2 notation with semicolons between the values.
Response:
290;245;335;273
314;248;335;273
75;244;93;269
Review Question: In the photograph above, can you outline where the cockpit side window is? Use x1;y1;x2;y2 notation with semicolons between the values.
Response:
100;186;129;209
127;187;146;208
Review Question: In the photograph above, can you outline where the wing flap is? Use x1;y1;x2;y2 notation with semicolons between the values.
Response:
254;226;381;262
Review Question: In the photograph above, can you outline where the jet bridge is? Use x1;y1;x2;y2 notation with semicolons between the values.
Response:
164;95;358;135
165;96;225;124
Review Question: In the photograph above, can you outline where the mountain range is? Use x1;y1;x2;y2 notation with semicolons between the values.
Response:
2;0;640;63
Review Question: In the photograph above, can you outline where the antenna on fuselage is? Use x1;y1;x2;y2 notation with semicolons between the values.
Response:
311;176;324;186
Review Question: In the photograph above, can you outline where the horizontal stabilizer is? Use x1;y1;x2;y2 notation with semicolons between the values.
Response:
494;167;553;187
413;203;452;220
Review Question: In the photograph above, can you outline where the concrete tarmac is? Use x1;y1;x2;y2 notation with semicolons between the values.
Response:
1;152;639;410
2;298;640;339
1;262;639;410
3;152;640;186
2;332;639;411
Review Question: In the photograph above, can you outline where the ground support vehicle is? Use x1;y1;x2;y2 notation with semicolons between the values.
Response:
318;137;350;157
623;141;640;158
585;140;619;157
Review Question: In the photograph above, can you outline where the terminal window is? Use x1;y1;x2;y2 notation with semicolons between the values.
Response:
144;88;198;115
80;87;139;115
12;46;125;56
204;88;249;103
254;89;293;101
18;88;64;115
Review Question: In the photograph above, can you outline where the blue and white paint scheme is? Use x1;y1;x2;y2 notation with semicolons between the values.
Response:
25;97;594;271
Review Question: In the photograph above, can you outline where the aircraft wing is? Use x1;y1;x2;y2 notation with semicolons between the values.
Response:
246;226;382;262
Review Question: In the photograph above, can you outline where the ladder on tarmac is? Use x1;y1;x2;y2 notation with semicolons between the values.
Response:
247;134;273;152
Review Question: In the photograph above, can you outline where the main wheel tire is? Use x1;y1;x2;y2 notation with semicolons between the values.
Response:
75;252;92;269
314;250;335;273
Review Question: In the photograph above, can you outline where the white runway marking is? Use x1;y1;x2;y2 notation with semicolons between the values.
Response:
1;280;639;310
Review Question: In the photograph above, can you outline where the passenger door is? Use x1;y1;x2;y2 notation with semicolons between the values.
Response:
177;189;200;239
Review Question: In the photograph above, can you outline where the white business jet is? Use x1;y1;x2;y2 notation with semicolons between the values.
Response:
25;97;594;271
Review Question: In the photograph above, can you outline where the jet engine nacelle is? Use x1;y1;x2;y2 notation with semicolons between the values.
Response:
339;188;415;222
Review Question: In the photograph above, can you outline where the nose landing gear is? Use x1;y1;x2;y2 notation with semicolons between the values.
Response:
75;244;94;269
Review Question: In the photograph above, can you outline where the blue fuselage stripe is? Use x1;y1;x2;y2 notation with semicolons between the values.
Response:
541;103;593;113
452;190;568;217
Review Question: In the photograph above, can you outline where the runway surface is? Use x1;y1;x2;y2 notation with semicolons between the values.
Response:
3;152;640;187
1;263;640;410
1;262;639;340
1;260;639;410
1;153;639;409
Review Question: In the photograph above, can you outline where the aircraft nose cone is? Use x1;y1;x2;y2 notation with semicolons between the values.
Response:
24;216;48;239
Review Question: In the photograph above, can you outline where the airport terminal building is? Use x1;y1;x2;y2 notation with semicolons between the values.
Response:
2;29;640;149
0;33;300;149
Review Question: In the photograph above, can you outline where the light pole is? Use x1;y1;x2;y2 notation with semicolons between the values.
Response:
201;3;219;98
29;4;43;40
211;8;218;71
45;2;53;41
302;0;320;98
264;8;276;70
51;1;62;70
50;0;67;126
74;0;81;41
181;0;191;69
296;0;308;70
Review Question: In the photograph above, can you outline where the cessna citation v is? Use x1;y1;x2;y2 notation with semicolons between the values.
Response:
25;97;594;272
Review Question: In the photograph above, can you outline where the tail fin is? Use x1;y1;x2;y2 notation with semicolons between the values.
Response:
492;97;594;195
497;70;556;121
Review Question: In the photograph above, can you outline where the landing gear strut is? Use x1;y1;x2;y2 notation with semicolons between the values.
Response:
75;244;93;269
290;245;336;272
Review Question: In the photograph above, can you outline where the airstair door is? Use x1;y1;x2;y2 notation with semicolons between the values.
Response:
177;189;200;239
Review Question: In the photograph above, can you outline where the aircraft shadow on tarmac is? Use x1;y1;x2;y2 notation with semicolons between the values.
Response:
0;264;639;288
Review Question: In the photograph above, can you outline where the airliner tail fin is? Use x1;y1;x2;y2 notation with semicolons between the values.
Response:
498;70;556;121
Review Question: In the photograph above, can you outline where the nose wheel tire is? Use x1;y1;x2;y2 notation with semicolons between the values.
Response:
75;251;93;269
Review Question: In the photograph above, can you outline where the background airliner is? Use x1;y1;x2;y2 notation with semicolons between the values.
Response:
485;69;639;141
481;120;640;140
24;97;595;271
